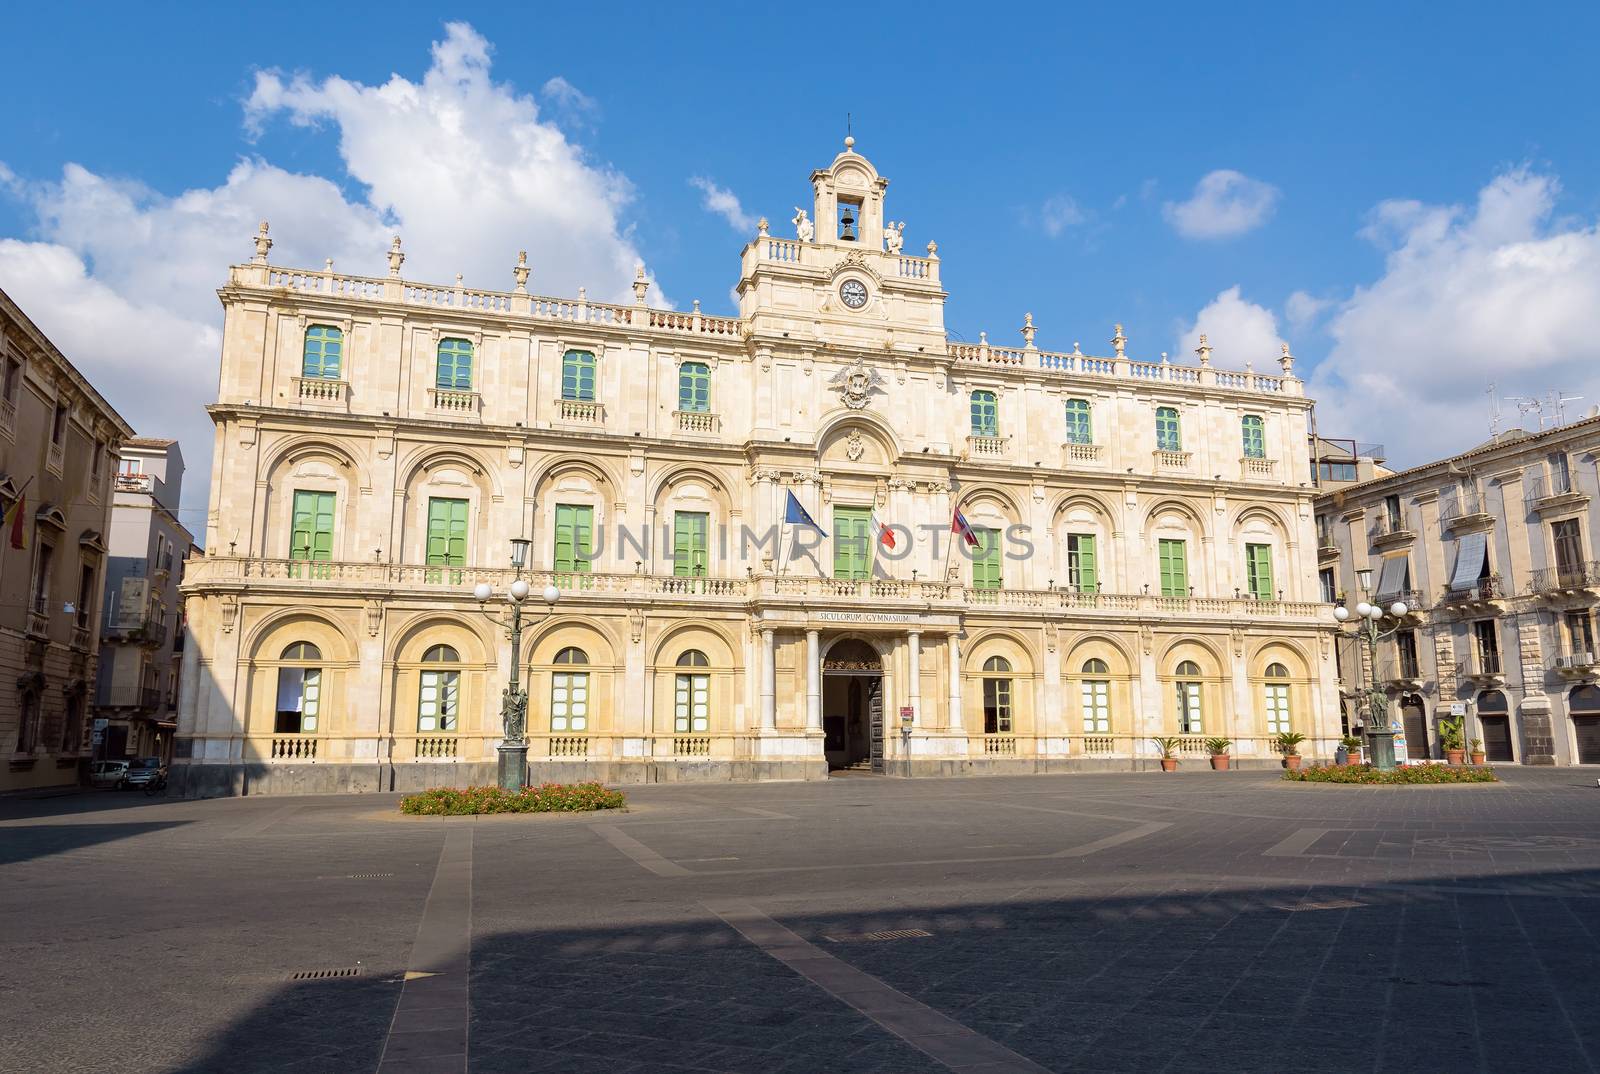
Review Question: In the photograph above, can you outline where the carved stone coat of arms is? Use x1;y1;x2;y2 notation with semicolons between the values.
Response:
827;357;885;410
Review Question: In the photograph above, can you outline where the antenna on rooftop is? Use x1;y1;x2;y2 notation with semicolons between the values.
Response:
1551;390;1583;427
1487;382;1502;438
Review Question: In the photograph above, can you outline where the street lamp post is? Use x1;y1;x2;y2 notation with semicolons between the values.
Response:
1331;598;1410;771
474;537;559;792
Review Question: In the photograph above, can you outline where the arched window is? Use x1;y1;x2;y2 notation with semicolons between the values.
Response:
562;350;596;401
1241;414;1266;459
1264;662;1290;734
675;649;710;733
436;338;473;391
678;362;710;413
418;645;460;733
981;655;1012;734
970;390;999;437
275;642;323;734
1174;659;1203;734
1081;658;1110;733
1156;406;1182;452
302;325;343;379
551;647;589;732
1064;399;1092;445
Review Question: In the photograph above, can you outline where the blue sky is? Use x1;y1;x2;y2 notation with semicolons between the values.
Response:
4;1;1600;527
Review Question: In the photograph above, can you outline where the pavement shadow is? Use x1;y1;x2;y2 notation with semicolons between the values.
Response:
154;863;1600;1074
0;821;190;866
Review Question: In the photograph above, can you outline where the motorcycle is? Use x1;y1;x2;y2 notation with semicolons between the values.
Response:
143;768;169;796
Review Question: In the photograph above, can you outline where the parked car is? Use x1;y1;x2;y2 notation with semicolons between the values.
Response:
124;757;164;789
89;761;130;789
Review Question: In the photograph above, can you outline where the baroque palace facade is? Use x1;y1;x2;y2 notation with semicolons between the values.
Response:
175;141;1338;795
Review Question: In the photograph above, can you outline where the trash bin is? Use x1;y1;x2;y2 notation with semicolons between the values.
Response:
1334;745;1349;766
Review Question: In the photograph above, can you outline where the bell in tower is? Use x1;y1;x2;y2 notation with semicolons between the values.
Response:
838;201;858;242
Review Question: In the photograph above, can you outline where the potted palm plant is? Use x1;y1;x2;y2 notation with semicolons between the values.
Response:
1339;735;1363;766
1205;737;1233;771
1151;736;1181;772
1438;716;1466;765
1274;731;1307;770
1469;738;1486;766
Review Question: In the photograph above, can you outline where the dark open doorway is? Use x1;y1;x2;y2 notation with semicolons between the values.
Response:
822;638;883;774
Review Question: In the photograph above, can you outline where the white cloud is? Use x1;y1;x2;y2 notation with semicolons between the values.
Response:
1310;167;1600;466
1284;290;1332;333
689;176;756;233
1163;169;1280;239
1039;194;1086;238
540;75;599;125
1177;285;1287;367
0;21;660;529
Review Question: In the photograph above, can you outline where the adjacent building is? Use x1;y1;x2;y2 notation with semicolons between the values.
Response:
176;141;1339;796
1316;417;1600;764
94;438;193;766
0;288;135;793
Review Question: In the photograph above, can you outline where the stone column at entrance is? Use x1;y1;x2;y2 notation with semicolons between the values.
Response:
761;628;777;731
947;634;962;732
805;630;822;732
908;631;922;727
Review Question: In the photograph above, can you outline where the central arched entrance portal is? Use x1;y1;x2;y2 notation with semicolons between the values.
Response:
822;638;884;773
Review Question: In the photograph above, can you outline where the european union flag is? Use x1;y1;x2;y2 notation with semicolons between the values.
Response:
783;490;827;535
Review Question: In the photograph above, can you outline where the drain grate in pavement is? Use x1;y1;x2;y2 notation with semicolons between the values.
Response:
288;967;362;981
824;928;933;943
1269;898;1365;912
315;872;396;880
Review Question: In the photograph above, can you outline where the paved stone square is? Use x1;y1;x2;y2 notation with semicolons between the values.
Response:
5;769;1600;1073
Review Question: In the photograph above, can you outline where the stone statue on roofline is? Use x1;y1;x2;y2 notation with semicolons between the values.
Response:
884;220;905;254
792;207;814;243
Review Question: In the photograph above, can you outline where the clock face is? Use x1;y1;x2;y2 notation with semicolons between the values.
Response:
839;279;869;309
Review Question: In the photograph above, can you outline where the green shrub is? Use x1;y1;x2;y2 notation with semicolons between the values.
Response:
400;781;627;815
1283;764;1497;785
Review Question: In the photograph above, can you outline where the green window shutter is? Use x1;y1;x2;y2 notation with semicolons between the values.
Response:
1065;399;1092;445
832;506;871;580
1156;407;1181;451
1159;539;1187;597
973;527;1003;589
678;362;709;412
1242;415;1265;459
303;325;342;379
1246;543;1273;600
427;498;469;567
673;511;709;577
562;350;596;401
1069;533;1097;593
971;391;998;437
291;491;335;560
553;504;593;574
437;338;473;390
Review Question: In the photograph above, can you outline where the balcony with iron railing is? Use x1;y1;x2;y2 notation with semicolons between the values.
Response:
1552;649;1599;678
1529;561;1600;594
1459;649;1504;686
1378;656;1425;691
1525;472;1589;513
1439;574;1506;607
1368;515;1415;549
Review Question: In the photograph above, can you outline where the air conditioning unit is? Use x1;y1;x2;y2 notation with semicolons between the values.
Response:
1556;656;1573;669
1580;652;1597;667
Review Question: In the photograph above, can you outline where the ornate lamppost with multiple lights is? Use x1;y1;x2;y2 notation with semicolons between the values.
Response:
473;537;559;792
1331;597;1410;771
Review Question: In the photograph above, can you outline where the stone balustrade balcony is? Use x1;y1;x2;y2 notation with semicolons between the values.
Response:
674;410;720;434
428;387;481;416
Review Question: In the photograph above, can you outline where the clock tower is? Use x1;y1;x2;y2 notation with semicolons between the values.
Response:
735;138;948;355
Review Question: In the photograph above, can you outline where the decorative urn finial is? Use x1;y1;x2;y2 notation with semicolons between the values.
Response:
1111;323;1127;358
1195;333;1213;367
757;216;769;237
252;221;272;263
1021;312;1037;349
632;265;649;305
387;236;404;277
512;251;530;292
1279;342;1296;376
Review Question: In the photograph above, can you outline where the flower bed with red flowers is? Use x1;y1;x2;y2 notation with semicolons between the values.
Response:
1283;764;1498;785
400;782;627;815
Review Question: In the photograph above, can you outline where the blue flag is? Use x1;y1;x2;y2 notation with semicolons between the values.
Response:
783;490;827;535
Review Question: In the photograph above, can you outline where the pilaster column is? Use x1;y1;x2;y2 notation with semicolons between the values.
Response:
806;629;822;731
947;633;962;732
908;631;922;727
761;628;777;731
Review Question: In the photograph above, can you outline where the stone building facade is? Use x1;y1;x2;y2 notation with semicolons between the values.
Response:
0;288;134;793
94;438;193;765
176;142;1338;796
1315;416;1600;764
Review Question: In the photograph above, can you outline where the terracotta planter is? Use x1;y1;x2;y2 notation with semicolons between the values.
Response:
1284;754;1303;770
1210;755;1231;771
1470;752;1486;766
1160;758;1178;772
1445;748;1465;766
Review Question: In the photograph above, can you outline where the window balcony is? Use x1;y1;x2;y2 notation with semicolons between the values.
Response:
428;387;481;417
1526;472;1589;514
267;735;320;761
674;410;719;434
294;376;348;405
1553;650;1599;679
1240;456;1277;479
558;399;604;424
1529;561;1600;595
1438;575;1506;608
1439;494;1494;533
0;395;15;438
966;434;1010;458
1153;449;1192;470
1369;517;1415;550
1459;652;1504;687
1062;442;1103;466
46;440;63;476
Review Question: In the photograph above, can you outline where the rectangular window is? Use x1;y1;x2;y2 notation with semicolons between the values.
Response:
1473;620;1500;675
970;392;998;437
1568;611;1596;658
672;511;709;578
289;490;335;577
418;670;459;732
553;504;593;575
1552;518;1583;579
32;542;54;615
274;667;321;733
1245;543;1273;601
76;565;94;628
426;497;468;583
1241;415;1265;459
678;363;710;412
1158;539;1187;597
561;350;596;401
1396;629;1419;679
972;527;1002;590
675;673;709;732
1319;567;1337;604
983;677;1012;734
1176;681;1203;734
551;671;589;731
1066;533;1097;593
1064;399;1092;445
1156;407;1182;452
1383;494;1402;530
51;402;67;445
436;338;473;391
1081;679;1109;733
1265;684;1290;734
3;356;20;402
833;506;871;581
1551;452;1572;492
1318;462;1358;482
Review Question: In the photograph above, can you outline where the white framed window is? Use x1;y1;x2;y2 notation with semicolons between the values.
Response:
1080;658;1110;733
1264;662;1291;734
551;647;589;732
418;645;460;732
674;649;710;733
